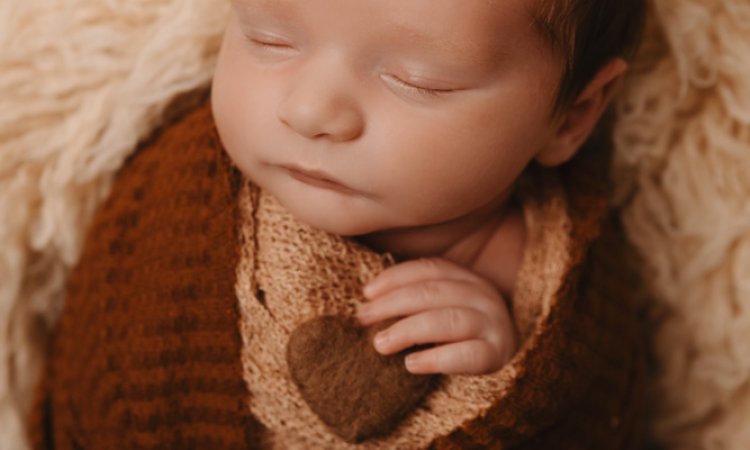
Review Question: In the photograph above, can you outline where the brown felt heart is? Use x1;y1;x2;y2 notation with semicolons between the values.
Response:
286;315;441;443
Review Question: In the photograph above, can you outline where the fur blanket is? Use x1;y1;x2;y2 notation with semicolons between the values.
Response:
1;0;749;449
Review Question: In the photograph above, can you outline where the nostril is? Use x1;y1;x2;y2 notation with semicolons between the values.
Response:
277;99;324;138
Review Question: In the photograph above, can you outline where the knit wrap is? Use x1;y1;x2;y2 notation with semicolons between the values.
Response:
28;98;645;449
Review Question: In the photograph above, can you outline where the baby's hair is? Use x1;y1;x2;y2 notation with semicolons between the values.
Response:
532;0;648;115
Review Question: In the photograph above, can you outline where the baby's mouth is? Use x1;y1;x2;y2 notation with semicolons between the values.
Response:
281;165;359;194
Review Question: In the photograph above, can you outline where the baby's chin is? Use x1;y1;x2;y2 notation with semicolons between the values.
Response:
270;189;386;237
292;210;383;237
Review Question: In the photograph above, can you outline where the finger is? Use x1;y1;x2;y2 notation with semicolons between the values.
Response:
357;278;498;326
373;307;486;355
404;339;502;375
363;257;489;299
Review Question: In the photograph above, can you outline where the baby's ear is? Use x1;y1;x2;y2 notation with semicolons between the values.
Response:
535;57;628;167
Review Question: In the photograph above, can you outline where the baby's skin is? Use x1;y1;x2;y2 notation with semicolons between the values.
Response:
211;0;626;376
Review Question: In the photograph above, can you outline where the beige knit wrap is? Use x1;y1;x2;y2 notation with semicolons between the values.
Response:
234;168;574;449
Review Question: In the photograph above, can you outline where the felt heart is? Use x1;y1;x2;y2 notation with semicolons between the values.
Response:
286;315;441;443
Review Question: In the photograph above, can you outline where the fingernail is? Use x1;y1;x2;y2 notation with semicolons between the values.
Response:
405;354;420;371
373;332;388;351
356;304;371;321
363;283;377;298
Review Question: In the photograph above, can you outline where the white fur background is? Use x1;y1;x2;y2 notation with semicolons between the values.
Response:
614;1;750;448
1;1;748;449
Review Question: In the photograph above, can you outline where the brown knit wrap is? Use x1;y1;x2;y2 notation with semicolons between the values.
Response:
28;98;645;449
27;93;268;449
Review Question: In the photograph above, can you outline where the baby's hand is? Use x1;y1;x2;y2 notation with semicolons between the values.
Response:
356;257;517;376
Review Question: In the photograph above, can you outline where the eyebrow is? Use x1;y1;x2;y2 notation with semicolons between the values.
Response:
388;22;506;68
232;0;296;21
391;23;473;57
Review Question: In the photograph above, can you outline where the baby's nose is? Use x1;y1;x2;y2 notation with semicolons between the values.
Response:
277;93;364;142
276;59;365;142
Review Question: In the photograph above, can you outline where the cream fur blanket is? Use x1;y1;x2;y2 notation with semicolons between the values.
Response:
0;1;748;449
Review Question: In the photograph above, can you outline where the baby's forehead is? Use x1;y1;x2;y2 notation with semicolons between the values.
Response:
236;0;537;35
235;0;547;63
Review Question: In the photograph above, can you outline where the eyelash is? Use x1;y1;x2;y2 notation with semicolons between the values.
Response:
385;75;453;98
249;38;294;50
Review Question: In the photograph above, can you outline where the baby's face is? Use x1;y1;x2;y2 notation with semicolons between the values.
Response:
212;0;562;236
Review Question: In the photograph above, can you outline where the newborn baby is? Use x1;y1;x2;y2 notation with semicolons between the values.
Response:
28;0;648;448
212;0;641;376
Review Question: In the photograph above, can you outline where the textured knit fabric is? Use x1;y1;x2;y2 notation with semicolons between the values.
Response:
27;98;645;449
26;93;268;450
